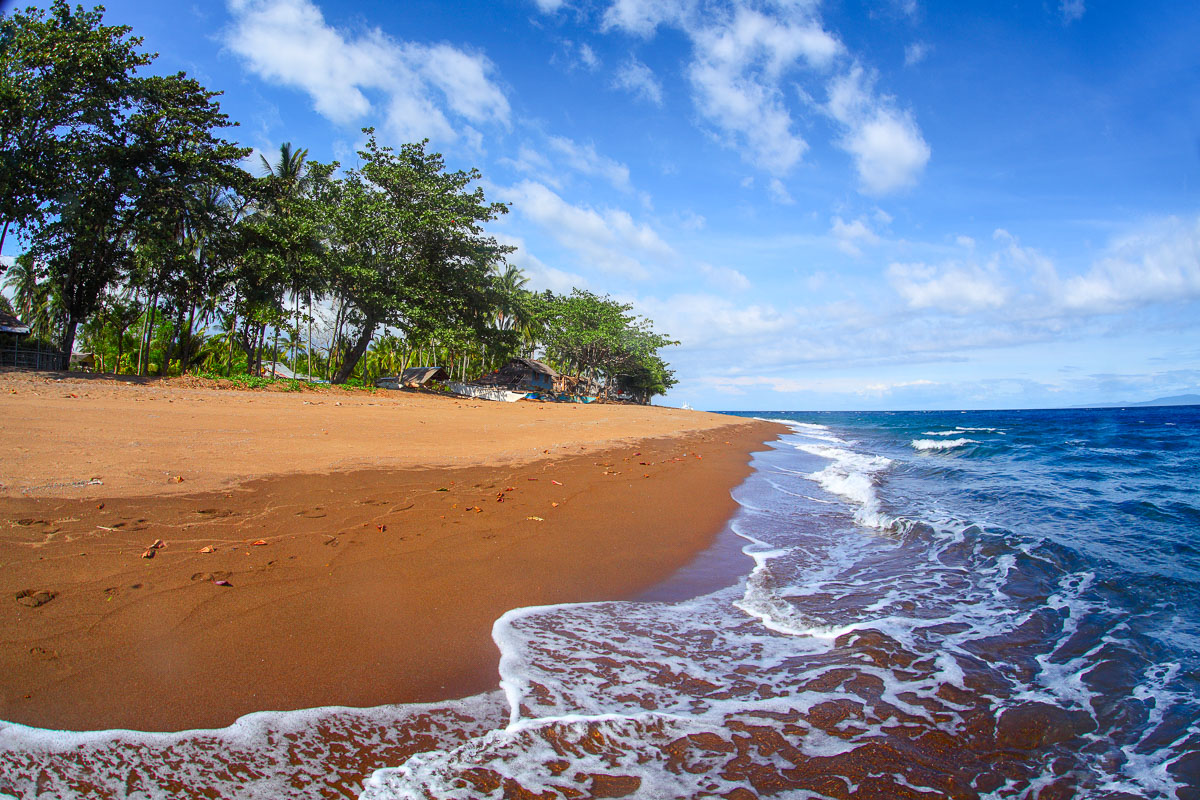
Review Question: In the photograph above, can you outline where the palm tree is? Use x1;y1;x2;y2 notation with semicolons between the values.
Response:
257;143;325;378
2;254;41;321
492;264;528;331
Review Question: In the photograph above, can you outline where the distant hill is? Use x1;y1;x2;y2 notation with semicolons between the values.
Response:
1073;393;1200;409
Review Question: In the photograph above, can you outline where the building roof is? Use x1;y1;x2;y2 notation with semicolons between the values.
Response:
401;366;450;385
511;357;559;378
0;311;31;336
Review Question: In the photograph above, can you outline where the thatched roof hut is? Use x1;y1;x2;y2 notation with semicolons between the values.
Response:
400;366;450;386
376;367;450;390
0;311;31;336
474;358;559;391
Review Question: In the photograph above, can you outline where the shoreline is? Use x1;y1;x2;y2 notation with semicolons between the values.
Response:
0;373;784;732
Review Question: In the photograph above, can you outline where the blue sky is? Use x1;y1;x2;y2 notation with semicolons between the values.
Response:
4;0;1200;410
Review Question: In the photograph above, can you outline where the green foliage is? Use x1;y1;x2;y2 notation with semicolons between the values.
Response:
535;290;678;400
0;0;150;237
322;131;512;383
1;6;680;400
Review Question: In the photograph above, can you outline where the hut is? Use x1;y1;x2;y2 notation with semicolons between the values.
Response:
258;361;324;382
0;311;31;338
473;358;559;392
376;366;450;390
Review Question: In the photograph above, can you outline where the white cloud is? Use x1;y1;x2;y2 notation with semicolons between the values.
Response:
613;57;664;106
546;136;632;190
579;42;601;70
827;66;930;195
501;146;559;186
862;378;936;394
497;180;674;279
533;0;568;12
492;232;587;294
225;0;509;144
600;0;688;37
831;215;881;256
698;262;752;291
538;1;931;194
641;292;792;350
1057;215;1200;313
767;178;794;205
904;41;929;66
687;8;841;173
1060;0;1085;24
678;210;706;231
887;262;1009;313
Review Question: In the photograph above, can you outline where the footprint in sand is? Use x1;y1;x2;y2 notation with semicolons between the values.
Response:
190;571;232;582
14;589;56;607
194;508;235;518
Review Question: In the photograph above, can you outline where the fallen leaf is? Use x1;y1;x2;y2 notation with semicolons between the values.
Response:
171;475;184;483
551;480;563;486
526;516;544;522
551;502;559;508
436;487;449;492
141;548;155;559
151;539;164;549
527;477;538;481
504;486;515;492
213;579;232;587
199;545;216;553
251;539;268;546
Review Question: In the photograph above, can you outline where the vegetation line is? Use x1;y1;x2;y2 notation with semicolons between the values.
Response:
0;2;677;401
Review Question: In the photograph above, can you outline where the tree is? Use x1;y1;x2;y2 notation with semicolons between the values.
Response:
0;1;150;250
243;143;329;377
324;131;511;384
538;289;677;401
29;67;247;359
1;252;40;319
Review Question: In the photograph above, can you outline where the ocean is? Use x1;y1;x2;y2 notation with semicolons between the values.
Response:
3;407;1198;798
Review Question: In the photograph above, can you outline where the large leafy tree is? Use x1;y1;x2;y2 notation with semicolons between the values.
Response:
324;131;512;384
238;143;329;376
538;289;678;400
31;71;246;359
0;1;150;253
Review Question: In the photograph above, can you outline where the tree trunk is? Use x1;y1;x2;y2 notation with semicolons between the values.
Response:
270;326;279;378
227;293;238;377
306;290;313;380
136;297;151;376
161;307;185;376
181;303;197;374
254;324;265;376
333;316;378;385
59;318;79;371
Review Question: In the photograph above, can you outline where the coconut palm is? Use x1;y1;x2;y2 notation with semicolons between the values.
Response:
2;254;41;320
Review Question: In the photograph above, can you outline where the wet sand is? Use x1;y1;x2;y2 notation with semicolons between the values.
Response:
0;371;782;731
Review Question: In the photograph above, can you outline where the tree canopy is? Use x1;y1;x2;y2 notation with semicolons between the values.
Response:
0;2;679;401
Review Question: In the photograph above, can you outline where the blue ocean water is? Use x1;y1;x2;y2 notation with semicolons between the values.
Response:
5;407;1199;798
360;406;1200;798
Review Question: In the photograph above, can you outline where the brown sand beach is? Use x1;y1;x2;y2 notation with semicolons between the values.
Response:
0;371;784;733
